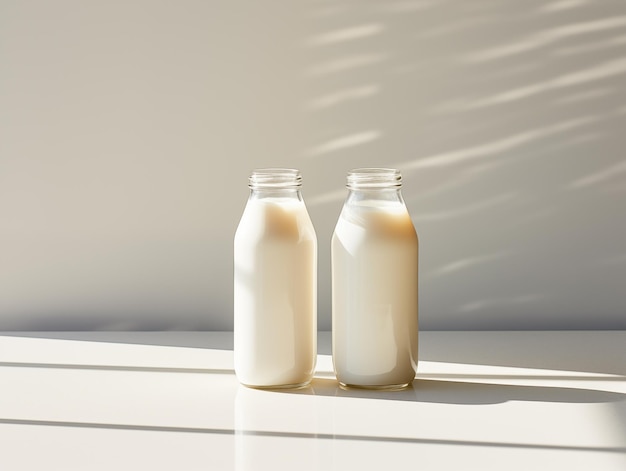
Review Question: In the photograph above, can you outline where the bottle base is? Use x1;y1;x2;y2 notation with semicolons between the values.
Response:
240;380;312;391
339;382;411;391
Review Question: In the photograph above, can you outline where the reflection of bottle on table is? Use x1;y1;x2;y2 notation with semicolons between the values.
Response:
234;385;320;471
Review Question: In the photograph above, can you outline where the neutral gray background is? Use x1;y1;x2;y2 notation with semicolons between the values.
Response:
1;0;625;330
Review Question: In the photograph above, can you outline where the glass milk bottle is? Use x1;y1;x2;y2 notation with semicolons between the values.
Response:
234;169;317;388
332;168;418;389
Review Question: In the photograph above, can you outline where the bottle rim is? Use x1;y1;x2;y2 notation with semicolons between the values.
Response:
347;168;402;189
249;168;302;189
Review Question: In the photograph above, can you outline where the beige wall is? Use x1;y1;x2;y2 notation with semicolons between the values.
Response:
1;0;625;330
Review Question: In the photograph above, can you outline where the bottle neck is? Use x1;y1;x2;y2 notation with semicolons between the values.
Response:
345;168;405;207
345;187;405;206
248;168;303;202
249;188;303;202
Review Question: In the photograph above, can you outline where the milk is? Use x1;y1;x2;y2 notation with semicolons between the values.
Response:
332;198;418;388
234;195;317;388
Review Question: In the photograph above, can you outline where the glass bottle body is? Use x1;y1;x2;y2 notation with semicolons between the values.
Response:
332;169;418;389
234;169;317;388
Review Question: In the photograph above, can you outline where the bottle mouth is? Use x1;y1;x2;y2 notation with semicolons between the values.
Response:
249;168;302;189
347;168;402;189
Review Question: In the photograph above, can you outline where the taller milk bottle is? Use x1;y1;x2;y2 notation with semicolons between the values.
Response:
332;168;418;389
234;169;317;388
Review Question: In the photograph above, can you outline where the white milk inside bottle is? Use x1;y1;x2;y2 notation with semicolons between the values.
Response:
234;169;317;388
332;168;418;389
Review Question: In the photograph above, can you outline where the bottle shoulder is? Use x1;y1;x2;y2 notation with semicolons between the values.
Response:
333;205;418;242
235;199;316;245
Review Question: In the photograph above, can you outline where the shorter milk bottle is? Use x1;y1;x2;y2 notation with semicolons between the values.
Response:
332;168;418;389
234;169;317;388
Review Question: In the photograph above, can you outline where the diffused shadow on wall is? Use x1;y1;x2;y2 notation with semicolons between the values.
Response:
419;331;626;375
1;0;624;331
300;0;626;330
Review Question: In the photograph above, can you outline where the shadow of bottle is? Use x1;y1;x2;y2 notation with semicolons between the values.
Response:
295;377;626;405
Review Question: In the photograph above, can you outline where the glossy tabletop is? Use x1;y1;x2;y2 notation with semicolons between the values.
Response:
1;331;625;470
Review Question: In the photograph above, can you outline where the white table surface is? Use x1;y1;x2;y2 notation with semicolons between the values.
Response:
1;331;625;470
